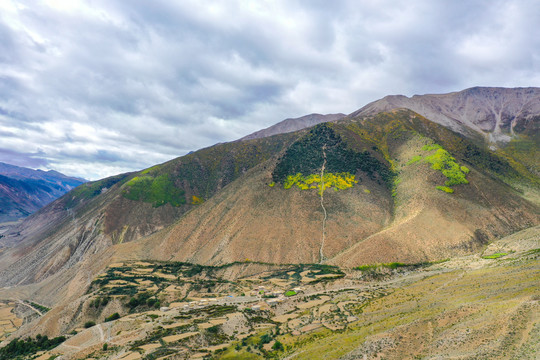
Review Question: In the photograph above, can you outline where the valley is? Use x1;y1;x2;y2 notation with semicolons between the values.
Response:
1;226;538;359
0;87;538;359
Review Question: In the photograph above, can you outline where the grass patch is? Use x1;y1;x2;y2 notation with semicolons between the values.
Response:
406;155;423;165
122;174;186;207
64;173;129;208
482;253;508;259
436;185;454;193
355;259;448;272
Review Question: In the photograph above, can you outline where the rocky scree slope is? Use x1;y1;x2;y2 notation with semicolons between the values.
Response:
353;87;540;143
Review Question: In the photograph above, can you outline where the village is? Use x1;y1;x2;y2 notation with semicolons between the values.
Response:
20;260;388;359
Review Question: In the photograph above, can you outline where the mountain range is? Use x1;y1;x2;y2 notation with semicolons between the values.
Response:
0;87;538;359
0;162;85;223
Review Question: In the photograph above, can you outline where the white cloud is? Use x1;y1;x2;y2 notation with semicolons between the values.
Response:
0;0;538;179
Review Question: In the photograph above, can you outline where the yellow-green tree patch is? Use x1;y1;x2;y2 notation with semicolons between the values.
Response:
283;172;357;195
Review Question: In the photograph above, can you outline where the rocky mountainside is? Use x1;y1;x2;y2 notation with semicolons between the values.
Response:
0;163;85;223
353;87;540;143
240;113;345;140
0;88;538;359
245;88;539;177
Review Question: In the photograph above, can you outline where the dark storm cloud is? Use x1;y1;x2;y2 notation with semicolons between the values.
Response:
0;0;538;179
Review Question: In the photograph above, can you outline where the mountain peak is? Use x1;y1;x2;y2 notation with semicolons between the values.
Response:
351;86;540;143
240;113;346;141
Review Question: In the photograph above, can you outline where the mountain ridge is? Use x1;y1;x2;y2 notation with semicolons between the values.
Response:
240;113;346;140
0;87;539;359
0;85;540;330
0;162;86;223
351;86;540;143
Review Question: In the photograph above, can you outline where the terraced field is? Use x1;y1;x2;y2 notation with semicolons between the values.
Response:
0;301;22;342
1;227;538;359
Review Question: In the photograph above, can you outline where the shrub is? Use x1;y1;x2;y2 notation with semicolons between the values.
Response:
272;340;284;351
207;325;220;334
191;195;204;204
259;333;272;345
84;321;96;328
0;335;66;359
128;297;139;308
423;146;469;187
436;186;454;193
104;313;120;322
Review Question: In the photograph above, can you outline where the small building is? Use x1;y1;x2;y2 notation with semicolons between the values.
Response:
266;299;280;306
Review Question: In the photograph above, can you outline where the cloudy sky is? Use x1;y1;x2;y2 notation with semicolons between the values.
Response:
0;0;539;180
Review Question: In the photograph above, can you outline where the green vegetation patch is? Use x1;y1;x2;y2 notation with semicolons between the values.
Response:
284;290;297;297
355;259;449;272
407;143;470;193
283;172;357;194
0;335;66;360
122;174;186;207
422;144;469;186
406;155;423;165
141;164;161;175
105;312;120;322
65;173;129;208
482;252;508;259
272;124;394;187
436;186;454;193
29;301;50;313
127;292;160;311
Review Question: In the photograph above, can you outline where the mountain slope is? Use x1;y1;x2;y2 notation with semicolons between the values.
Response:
0;163;85;222
0;135;296;288
127;110;538;268
240;113;345;140
0;87;538;324
352;87;540;143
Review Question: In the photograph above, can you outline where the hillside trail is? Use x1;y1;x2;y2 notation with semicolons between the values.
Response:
319;145;328;263
16;299;43;316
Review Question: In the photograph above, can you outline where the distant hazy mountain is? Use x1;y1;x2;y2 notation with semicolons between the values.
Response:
0;162;85;222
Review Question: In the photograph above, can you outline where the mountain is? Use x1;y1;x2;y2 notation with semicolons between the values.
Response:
245;88;539;180
240;113;345;140
353;86;540;143
0;163;85;223
0;87;538;359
